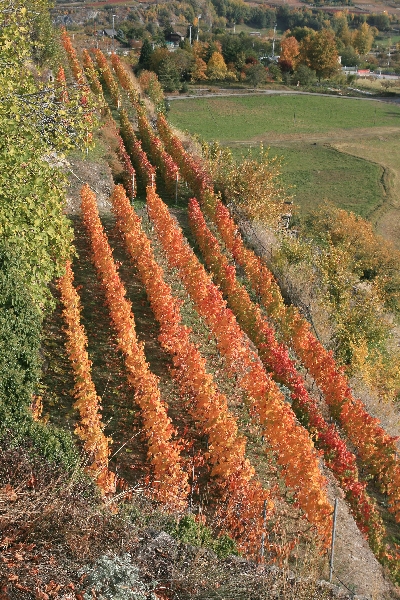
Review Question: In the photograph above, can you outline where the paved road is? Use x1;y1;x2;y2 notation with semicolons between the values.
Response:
165;88;400;104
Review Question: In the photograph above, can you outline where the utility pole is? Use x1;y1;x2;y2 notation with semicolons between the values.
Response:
197;15;201;42
260;499;268;561
272;23;277;58
189;24;192;44
112;14;116;52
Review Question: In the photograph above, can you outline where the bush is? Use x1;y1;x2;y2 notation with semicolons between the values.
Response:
0;244;79;470
81;554;157;600
167;514;238;559
0;245;42;413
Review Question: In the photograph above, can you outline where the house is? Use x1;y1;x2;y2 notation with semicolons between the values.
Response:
102;28;116;38
166;31;185;44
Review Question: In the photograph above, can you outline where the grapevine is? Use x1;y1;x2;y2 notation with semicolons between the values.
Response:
80;184;188;510
110;53;140;105
136;106;179;197
110;184;276;557
93;48;121;108
58;261;115;496
155;110;400;526
188;197;385;553
146;186;333;548
119;109;156;188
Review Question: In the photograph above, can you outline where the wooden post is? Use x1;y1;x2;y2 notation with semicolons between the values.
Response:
260;499;268;561
175;172;179;205
329;498;338;583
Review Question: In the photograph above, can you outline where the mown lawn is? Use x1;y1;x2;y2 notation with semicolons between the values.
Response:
168;94;400;142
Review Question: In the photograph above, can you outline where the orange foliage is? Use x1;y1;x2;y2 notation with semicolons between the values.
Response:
110;53;139;105
136;106;179;197
58;261;115;495
110;184;274;556
213;199;400;524
188;198;385;552
92;48;120;108
55;66;69;103
155;113;400;527
146;186;333;548
119;109;156;188
80;184;188;510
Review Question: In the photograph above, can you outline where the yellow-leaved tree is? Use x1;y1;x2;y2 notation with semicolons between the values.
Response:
206;51;236;81
202;142;289;226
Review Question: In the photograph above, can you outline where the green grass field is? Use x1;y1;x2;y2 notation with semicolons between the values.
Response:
229;143;384;218
169;94;400;225
168;95;400;142
269;144;384;218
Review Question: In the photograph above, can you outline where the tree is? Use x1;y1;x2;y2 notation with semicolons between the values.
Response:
294;63;317;85
206;51;229;80
191;56;208;81
352;22;374;55
138;38;154;71
246;63;268;87
149;46;169;73
202;142;289;226
158;56;181;92
299;30;340;80
340;45;359;67
279;36;300;71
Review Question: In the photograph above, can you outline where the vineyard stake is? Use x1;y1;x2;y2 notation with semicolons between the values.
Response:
260;499;268;560
175;172;179;205
329;498;338;583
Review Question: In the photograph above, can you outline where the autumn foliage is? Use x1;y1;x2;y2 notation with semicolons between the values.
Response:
82;49;109;115
119;109;156;188
58;261;115;495
146;186;333;548
80;184;188;509
93;48;120;108
212;199;400;524
188;197;385;554
155;113;400;528
110;184;276;556
110;53;140;105
60;28;85;85
136;107;179;197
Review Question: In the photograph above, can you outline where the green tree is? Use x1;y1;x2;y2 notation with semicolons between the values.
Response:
158;56;181;92
246;63;268;87
138;38;154;71
294;63;317;85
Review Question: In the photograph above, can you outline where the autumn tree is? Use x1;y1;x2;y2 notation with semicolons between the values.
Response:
352;22;375;55
206;51;227;80
207;51;232;80
279;35;300;71
202;142;289;226
191;55;208;81
299;30;340;80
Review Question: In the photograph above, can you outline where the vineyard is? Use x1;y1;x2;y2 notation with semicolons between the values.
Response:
1;11;400;598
